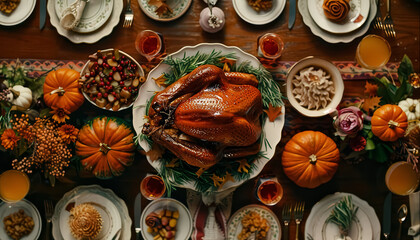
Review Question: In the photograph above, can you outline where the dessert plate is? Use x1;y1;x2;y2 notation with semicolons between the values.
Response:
308;0;370;34
140;198;193;240
299;0;376;43
227;204;281;240
52;185;131;240
305;192;381;240
0;199;42;240
48;0;123;44
138;0;192;21
55;0;114;33
232;0;286;25
0;0;36;26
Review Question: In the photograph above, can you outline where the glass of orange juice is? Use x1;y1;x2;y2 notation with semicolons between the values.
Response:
385;161;420;196
0;170;30;203
355;34;391;70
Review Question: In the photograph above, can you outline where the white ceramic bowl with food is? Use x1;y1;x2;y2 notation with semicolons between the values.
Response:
286;56;344;117
140;198;192;240
79;48;145;111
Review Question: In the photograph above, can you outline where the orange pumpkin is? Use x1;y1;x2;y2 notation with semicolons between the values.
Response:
76;116;135;179
43;68;84;113
371;104;408;142
282;131;340;188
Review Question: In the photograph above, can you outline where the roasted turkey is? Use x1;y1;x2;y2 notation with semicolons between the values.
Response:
142;65;263;168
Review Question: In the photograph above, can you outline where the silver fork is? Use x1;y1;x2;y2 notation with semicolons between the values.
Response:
383;0;396;37
282;204;292;240
123;0;133;28
372;0;382;30
294;202;305;240
44;200;54;240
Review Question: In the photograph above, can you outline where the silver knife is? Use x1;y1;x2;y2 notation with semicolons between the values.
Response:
383;192;392;239
288;0;296;30
39;0;46;30
134;193;142;240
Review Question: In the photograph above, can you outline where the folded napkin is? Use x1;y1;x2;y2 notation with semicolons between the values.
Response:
409;225;420;236
60;0;87;30
409;191;420;240
187;189;234;240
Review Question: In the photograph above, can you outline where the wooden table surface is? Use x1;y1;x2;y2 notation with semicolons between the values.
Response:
1;0;419;240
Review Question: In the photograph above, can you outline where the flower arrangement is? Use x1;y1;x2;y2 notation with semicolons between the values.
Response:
0;61;79;186
333;55;419;171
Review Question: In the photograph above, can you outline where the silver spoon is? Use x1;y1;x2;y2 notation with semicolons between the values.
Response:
397;204;408;240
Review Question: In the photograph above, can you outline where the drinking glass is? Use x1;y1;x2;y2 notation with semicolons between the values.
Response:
355;34;391;70
135;30;166;62
0;170;30;203
257;33;284;60
140;174;166;200
385;161;420;196
254;175;283;206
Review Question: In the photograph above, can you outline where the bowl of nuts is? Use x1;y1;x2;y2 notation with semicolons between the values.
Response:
79;49;145;111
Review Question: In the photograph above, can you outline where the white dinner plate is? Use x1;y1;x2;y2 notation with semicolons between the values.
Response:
138;0;192;21
0;199;42;240
55;0;114;33
132;43;285;193
232;0;286;25
0;0;36;26
305;192;381;240
308;0;370;34
227;204;281;240
140;198;193;240
52;185;131;240
299;0;376;43
48;0;123;44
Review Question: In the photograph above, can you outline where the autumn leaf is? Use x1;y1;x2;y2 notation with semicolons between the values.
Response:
210;174;224;188
263;103;282;122
146;143;164;161
237;159;251;173
364;81;378;97
362;96;381;114
153;74;168;88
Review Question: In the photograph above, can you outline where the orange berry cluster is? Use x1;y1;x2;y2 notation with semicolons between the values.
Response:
11;114;75;177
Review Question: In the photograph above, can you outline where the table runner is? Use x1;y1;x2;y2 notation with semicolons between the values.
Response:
0;59;400;81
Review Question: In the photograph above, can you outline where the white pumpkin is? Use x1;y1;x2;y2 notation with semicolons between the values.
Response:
7;85;33;110
398;98;420;121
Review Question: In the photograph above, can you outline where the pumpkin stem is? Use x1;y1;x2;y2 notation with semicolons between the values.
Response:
9;88;20;99
388;120;400;129
50;87;65;96
99;143;111;154
409;105;416;112
309;154;317;164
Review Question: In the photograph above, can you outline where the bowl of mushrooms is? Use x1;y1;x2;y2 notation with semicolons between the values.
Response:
286;56;344;117
79;49;145;111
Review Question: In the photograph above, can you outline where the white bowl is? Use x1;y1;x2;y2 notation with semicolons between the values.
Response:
140;198;193;240
80;48;144;111
286;56;344;117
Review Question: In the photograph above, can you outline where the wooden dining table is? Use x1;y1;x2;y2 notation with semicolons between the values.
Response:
0;0;419;239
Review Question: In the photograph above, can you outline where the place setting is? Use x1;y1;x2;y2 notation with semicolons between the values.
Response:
47;0;123;43
299;0;377;43
0;0;36;26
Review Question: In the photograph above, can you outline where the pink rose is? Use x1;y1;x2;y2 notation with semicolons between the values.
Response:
333;106;364;137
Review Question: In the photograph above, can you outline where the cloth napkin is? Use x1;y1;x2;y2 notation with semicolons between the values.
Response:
187;188;235;240
409;191;420;240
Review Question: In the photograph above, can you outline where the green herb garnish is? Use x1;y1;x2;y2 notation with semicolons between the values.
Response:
327;195;359;238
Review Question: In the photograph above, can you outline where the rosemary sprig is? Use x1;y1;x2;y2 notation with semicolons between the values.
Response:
163;50;236;85
327;195;359;238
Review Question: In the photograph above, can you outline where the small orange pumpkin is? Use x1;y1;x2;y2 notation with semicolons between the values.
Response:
43;68;84;113
282;131;340;188
76;116;135;179
371;104;408;142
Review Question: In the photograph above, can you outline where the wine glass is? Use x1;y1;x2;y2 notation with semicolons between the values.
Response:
135;30;166;62
355;34;391;70
0;170;30;203
254;175;283;206
140;174;166;200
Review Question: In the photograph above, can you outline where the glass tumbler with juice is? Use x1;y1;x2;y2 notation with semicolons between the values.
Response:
135;30;165;62
356;34;391;70
255;175;283;206
140;174;166;200
385;161;420;195
0;170;30;203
